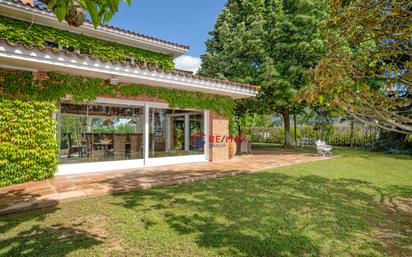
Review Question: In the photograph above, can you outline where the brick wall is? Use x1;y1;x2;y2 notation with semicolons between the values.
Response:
0;68;49;81
209;111;230;162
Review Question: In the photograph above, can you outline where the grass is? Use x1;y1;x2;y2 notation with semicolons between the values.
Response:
0;148;411;257
252;142;315;153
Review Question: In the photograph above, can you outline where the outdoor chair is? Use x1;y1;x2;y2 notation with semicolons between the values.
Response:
129;134;143;159
64;132;82;158
85;133;94;157
315;140;333;157
113;134;127;160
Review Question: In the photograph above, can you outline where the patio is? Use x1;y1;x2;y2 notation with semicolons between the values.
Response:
0;150;325;215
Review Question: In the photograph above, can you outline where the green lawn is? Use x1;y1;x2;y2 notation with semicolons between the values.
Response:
252;142;315;153
1;148;411;257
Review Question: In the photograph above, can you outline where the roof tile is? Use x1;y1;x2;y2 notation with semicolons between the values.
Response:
0;38;259;92
6;0;189;50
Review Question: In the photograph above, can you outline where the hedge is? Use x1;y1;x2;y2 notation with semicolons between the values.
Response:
243;125;379;147
0;98;59;187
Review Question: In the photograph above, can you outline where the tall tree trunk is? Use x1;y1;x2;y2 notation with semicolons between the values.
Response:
350;118;354;148
293;114;297;147
282;110;292;148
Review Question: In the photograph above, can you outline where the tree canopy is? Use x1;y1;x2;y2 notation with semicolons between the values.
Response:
303;0;412;134
199;0;266;84
199;0;329;147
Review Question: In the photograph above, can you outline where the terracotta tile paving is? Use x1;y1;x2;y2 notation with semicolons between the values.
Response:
0;150;331;215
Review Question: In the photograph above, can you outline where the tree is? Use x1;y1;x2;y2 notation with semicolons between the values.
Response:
200;0;328;147
260;1;328;147
303;0;412;134
199;0;266;151
40;0;132;27
199;0;266;84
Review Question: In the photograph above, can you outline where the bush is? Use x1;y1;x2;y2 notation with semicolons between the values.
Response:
0;99;59;187
244;125;379;147
368;131;412;155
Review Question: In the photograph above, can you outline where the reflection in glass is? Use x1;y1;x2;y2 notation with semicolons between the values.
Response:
190;113;205;154
149;108;204;158
59;103;144;164
59;103;206;164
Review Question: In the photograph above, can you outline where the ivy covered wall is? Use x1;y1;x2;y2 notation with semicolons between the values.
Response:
0;69;235;186
0;71;235;117
0;16;175;71
0;98;59;187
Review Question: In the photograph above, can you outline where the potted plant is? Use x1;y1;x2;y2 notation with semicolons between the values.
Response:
228;141;237;159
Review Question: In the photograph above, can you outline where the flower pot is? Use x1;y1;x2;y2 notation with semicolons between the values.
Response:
228;141;237;159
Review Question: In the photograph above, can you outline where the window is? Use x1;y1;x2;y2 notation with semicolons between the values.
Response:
58;103;206;166
59;103;144;164
189;113;205;153
149;108;205;158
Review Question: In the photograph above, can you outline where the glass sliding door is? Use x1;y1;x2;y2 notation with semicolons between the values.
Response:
58;101;207;172
59;102;144;164
149;108;205;158
189;112;205;154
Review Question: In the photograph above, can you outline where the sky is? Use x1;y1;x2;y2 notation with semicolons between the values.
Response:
109;1;227;72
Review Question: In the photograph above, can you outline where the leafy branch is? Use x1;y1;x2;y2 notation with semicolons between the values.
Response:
41;0;132;27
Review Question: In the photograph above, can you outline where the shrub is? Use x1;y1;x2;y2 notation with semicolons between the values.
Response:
244;125;379;147
368;131;412;155
0;98;59;187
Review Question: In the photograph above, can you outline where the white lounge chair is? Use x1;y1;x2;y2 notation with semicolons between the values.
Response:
316;140;333;157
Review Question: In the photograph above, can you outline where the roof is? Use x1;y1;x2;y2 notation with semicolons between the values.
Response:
0;0;189;56
0;39;259;98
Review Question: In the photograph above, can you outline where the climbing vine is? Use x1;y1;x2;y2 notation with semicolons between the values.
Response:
0;71;235;117
0;98;59;187
0;70;236;186
0;16;175;71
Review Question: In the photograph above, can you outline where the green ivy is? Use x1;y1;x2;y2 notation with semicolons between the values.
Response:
0;16;175;71
119;84;235;115
0;71;235;116
0;98;59;187
0;70;235;186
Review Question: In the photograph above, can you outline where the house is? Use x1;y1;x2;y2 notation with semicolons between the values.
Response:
0;0;257;184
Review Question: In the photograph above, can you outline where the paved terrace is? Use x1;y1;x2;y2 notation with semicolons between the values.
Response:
0;151;328;215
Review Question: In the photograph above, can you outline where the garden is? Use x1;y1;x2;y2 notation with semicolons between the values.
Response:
0;0;411;256
0;147;411;257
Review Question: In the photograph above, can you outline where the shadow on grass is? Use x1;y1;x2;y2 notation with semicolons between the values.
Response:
0;207;103;257
117;172;412;257
252;144;412;161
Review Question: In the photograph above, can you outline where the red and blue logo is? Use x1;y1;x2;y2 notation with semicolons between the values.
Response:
192;132;248;148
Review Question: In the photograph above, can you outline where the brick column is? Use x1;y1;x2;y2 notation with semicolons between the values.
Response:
208;111;230;161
